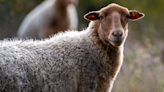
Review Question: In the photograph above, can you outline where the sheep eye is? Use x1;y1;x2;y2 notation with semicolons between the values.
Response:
99;16;103;19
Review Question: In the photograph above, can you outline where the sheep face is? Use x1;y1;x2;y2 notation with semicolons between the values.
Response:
84;3;144;47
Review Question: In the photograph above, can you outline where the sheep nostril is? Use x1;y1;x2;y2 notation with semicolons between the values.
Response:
112;32;122;38
119;32;122;36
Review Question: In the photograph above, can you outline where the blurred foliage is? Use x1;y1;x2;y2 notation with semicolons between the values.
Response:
113;41;164;92
0;0;43;39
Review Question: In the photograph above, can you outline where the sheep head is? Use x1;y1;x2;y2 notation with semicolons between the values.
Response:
84;3;145;47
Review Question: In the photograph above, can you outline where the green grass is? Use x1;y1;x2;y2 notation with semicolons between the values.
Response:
2;87;4;90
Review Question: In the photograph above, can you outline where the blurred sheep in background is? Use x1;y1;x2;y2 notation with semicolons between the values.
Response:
17;0;79;39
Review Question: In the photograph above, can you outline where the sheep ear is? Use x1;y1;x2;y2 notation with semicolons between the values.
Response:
84;11;100;22
129;10;145;21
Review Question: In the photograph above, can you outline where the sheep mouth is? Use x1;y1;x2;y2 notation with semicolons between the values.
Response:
109;39;123;47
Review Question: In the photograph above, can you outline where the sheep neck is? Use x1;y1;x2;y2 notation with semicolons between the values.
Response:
88;20;123;67
48;0;70;33
87;20;124;91
54;0;69;19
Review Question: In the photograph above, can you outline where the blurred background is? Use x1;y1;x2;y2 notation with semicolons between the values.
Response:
0;0;164;91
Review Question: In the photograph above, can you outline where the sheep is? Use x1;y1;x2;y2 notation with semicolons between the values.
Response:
0;3;144;92
17;0;79;39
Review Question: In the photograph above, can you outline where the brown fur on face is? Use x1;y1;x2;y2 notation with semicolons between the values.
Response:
84;3;144;47
98;4;129;47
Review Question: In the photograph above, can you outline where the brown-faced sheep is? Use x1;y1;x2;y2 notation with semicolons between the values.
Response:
0;3;144;92
17;0;78;39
